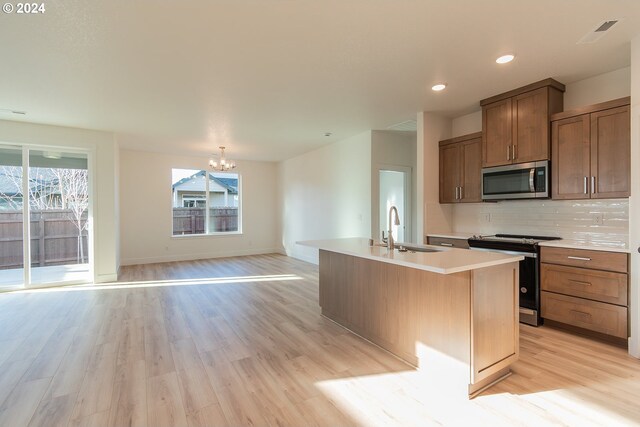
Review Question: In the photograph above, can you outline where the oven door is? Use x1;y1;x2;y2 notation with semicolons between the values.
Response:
482;161;548;200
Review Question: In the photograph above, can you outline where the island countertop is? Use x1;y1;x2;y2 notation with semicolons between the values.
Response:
298;237;522;274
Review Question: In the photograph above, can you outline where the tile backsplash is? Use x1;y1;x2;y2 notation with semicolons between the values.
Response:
452;199;629;247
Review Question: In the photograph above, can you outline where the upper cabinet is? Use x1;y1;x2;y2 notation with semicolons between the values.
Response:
439;132;482;204
481;79;565;167
551;97;630;200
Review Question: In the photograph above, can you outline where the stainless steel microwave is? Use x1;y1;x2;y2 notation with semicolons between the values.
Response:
482;161;549;200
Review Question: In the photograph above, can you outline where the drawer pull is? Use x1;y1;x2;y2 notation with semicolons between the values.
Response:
440;243;454;247
568;279;592;286
570;309;593;322
567;256;591;261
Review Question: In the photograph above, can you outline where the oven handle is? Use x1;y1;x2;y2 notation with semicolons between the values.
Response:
469;246;537;258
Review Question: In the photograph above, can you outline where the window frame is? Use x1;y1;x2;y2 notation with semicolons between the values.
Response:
171;169;242;238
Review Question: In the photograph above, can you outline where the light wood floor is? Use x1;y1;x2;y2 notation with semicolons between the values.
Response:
1;254;639;426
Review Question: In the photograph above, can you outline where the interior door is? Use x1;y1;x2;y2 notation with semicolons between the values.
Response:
0;146;25;290
379;168;411;243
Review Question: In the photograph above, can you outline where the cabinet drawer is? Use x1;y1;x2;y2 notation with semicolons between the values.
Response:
427;236;469;249
540;247;627;273
541;292;627;338
541;263;627;306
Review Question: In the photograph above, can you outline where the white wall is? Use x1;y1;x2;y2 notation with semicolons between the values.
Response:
628;37;640;358
0;119;119;282
564;67;631;110
278;131;372;264
418;112;452;241
452;110;482;138
371;130;417;243
119;149;279;265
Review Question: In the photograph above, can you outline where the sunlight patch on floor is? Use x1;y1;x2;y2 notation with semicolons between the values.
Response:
3;273;303;294
314;370;640;426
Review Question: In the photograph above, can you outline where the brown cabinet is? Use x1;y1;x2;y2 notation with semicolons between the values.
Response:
439;132;482;204
481;79;565;167
540;246;629;341
551;98;630;200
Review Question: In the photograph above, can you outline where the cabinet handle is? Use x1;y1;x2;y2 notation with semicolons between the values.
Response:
459;186;464;200
584;177;588;194
567;256;591;261
440;243;454;247
454;187;458;200
512;144;517;160
591;176;596;194
568;279;592;286
506;146;511;161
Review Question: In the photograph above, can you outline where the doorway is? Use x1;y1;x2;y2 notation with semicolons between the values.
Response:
378;167;412;244
0;145;92;290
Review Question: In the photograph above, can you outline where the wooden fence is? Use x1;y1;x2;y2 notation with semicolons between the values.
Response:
172;207;238;235
0;210;88;270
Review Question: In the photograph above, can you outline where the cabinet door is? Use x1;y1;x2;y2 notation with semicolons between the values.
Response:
591;106;630;199
512;87;549;163
460;137;482;202
439;143;460;203
483;98;512;167
551;115;591;200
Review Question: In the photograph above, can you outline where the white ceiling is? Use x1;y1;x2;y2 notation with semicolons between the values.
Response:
1;0;639;161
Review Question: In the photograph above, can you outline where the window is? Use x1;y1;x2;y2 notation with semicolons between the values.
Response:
171;168;241;236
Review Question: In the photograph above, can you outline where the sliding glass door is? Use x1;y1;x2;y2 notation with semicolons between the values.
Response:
0;146;92;289
0;146;25;290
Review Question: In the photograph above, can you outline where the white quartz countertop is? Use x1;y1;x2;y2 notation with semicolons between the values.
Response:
426;232;475;240
298;238;523;275
538;239;630;254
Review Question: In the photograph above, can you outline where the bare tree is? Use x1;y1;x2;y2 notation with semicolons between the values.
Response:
0;166;89;264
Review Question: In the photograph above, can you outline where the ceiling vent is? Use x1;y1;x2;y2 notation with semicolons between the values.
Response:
0;108;26;115
577;20;619;44
387;120;417;132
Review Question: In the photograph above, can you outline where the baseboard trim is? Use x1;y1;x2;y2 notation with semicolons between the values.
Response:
95;273;118;283
120;247;281;266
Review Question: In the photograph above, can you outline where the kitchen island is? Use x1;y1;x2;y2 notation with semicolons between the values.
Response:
299;238;523;398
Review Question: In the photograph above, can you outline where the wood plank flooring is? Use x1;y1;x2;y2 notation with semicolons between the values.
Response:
0;253;639;426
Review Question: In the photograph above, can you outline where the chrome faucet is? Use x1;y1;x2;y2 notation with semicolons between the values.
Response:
387;205;400;250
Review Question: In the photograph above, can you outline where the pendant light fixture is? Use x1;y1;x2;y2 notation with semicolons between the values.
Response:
208;146;236;171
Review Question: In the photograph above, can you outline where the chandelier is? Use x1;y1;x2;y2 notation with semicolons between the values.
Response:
208;146;236;171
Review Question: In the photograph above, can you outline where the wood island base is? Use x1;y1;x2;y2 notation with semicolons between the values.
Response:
318;249;520;398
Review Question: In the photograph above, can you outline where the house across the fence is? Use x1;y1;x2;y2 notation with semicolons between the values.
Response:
171;170;238;208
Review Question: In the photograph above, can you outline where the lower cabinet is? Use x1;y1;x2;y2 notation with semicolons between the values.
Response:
540;247;629;341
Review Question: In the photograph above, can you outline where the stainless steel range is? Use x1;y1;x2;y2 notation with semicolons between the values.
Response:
467;234;561;326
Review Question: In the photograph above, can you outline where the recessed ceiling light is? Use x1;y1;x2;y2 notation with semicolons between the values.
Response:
324;132;332;137
496;54;515;64
431;84;447;92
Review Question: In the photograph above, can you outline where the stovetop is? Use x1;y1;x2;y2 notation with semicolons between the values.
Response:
469;234;561;245
467;234;561;253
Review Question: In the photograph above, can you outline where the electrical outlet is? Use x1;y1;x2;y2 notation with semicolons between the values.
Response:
593;214;604;225
481;213;491;223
